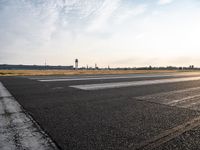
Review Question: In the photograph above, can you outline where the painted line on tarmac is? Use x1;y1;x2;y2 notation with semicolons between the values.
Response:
70;76;200;90
134;116;200;150
39;74;174;82
137;87;200;102
166;94;200;106
0;82;59;150
136;86;200;110
29;75;105;80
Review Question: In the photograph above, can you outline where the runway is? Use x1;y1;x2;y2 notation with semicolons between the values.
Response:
1;72;200;149
0;82;58;150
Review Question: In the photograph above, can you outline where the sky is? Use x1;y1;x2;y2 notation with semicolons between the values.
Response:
1;0;200;68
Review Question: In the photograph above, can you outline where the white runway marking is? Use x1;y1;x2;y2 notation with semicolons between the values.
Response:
38;74;174;82
70;76;200;90
183;99;200;108
166;94;200;106
0;82;58;150
136;86;200;111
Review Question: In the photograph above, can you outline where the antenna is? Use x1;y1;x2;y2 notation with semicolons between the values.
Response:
44;59;47;70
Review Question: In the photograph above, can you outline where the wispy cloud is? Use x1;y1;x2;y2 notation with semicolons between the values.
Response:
114;4;147;25
158;0;173;5
86;0;121;32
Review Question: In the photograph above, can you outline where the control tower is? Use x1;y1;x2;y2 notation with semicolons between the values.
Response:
75;59;78;70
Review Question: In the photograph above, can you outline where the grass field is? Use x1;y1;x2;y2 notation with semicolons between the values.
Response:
0;69;198;76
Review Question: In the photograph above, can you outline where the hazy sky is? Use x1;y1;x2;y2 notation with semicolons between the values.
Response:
1;0;200;67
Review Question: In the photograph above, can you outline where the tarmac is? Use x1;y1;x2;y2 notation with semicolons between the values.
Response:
1;72;200;149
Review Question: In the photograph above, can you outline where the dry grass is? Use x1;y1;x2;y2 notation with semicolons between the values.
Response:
0;69;195;76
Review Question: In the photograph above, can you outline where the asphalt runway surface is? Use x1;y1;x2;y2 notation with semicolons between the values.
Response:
2;72;200;149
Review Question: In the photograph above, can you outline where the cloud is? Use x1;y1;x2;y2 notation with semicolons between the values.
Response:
114;4;147;25
158;0;173;5
0;1;59;47
0;0;125;64
86;0;121;32
135;33;145;39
